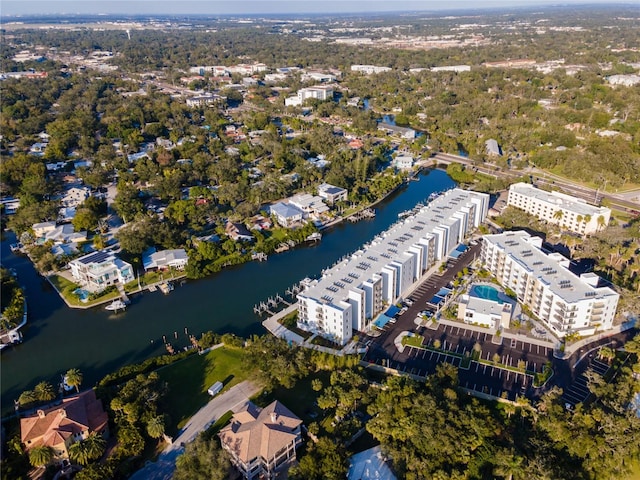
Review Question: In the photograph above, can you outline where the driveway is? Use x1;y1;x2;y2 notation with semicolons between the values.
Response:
129;380;260;480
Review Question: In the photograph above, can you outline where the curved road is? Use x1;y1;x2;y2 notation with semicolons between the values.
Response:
129;380;260;480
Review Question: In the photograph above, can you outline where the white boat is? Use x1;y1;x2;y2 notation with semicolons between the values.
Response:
158;282;174;294
105;299;127;311
306;232;322;242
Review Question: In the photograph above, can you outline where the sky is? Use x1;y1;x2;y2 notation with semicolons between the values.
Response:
1;0;633;16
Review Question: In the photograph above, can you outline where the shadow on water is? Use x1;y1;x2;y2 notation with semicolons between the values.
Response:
1;169;456;412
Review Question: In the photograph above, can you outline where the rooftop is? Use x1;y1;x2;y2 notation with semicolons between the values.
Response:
219;400;302;464
301;189;485;304
509;183;608;217
484;231;617;304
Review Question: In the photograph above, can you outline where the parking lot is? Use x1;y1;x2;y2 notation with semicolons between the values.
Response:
361;238;638;402
361;240;555;400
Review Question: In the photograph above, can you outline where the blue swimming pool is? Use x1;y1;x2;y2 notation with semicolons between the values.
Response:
470;285;503;303
73;288;90;303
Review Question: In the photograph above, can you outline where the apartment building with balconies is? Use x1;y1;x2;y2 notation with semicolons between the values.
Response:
507;183;611;235
297;189;489;345
481;231;619;337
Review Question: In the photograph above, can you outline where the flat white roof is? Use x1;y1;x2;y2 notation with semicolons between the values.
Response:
301;188;486;304
463;295;510;317
484;231;617;304
509;183;608;217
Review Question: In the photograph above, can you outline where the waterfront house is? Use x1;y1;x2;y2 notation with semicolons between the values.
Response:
69;250;134;292
219;400;303;480
318;183;348;205
248;215;273;231
269;202;304;227
288;194;330;219
20;390;109;463
393;155;414;170
44;224;87;245
142;248;188;271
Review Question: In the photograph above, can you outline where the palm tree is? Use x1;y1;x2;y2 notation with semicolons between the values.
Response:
65;368;83;393
34;381;56;402
146;415;166;440
552;210;563;223
29;445;54;467
18;389;37;408
83;432;106;462
597;214;606;231
69;440;91;466
598;346;615;363
493;448;525;480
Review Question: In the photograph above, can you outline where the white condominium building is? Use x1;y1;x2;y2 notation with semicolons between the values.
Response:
507;183;611;235
350;65;392;74
285;85;334;106
481;231;619;337
297;189;489;345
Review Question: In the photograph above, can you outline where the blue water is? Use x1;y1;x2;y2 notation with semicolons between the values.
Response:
470;285;503;304
1;169;456;408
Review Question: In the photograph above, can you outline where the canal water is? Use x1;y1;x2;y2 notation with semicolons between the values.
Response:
0;169;455;409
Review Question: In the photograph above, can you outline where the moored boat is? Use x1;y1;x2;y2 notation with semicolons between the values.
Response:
105;299;127;311
158;281;174;294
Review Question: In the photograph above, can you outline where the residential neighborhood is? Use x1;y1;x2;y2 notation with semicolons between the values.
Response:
1;4;640;480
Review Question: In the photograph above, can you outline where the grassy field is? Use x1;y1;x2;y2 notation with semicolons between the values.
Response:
158;346;253;433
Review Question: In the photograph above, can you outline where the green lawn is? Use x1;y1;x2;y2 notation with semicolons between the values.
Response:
158;346;253;433
402;335;423;348
278;310;313;339
48;274;119;307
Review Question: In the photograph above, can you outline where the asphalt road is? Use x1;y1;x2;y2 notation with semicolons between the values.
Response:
129;380;260;480
432;152;640;212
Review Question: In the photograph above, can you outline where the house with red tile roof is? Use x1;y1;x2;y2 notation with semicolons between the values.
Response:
20;390;109;462
219;400;302;479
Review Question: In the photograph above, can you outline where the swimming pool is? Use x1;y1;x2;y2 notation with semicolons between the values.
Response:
73;288;90;303
469;285;504;304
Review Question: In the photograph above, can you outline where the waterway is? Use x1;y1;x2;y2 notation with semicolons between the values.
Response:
0;169;455;410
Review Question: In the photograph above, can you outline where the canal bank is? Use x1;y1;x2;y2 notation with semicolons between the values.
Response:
0;169;456;412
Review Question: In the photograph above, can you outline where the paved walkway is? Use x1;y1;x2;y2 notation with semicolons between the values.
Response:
262;304;304;344
129;380;260;480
